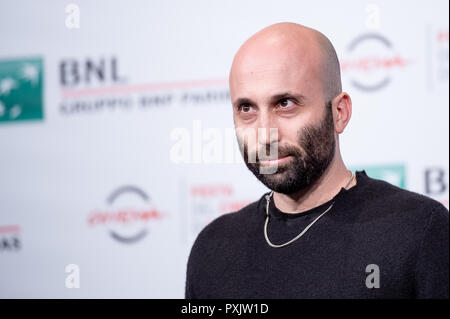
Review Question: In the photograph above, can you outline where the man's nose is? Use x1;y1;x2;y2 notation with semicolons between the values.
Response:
257;111;280;146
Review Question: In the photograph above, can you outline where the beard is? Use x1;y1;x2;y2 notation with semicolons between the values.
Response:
241;101;336;195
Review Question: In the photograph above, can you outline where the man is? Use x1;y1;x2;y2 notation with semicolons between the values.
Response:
185;22;449;298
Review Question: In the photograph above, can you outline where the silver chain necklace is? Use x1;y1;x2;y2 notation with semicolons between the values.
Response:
264;171;355;248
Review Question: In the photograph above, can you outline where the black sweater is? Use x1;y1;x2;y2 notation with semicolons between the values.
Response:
185;170;449;299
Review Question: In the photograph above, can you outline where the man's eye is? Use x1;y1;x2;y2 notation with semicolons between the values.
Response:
278;99;294;109
239;104;253;113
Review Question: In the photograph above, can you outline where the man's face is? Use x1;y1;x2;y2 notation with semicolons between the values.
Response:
230;45;337;194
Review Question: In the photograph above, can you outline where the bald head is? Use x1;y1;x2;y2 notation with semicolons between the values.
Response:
230;23;352;196
230;22;342;103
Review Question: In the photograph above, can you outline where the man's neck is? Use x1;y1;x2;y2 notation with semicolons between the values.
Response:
272;158;355;214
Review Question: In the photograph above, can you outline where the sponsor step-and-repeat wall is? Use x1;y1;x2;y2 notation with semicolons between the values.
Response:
0;0;448;298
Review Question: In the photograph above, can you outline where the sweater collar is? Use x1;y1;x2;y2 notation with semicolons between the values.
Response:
266;170;368;219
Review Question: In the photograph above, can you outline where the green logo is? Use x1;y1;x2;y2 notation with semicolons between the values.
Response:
0;57;44;123
350;164;406;189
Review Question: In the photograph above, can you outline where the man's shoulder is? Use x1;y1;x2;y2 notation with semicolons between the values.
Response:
198;196;264;238
185;195;267;298
367;174;445;206
189;194;265;251
358;172;448;221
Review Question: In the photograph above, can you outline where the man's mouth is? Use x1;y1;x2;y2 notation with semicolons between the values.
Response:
259;155;292;166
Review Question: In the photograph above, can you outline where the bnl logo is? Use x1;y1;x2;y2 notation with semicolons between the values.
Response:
59;56;126;87
0;57;44;123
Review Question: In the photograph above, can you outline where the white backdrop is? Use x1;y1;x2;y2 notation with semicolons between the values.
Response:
0;0;448;298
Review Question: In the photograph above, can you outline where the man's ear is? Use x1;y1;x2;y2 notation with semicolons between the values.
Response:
333;92;352;134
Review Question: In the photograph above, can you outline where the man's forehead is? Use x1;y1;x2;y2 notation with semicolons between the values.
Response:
230;67;319;107
230;43;321;87
232;63;291;78
234;42;317;68
230;55;320;92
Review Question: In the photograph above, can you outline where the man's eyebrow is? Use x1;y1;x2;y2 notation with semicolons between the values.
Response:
232;97;255;109
270;92;306;104
233;92;306;108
